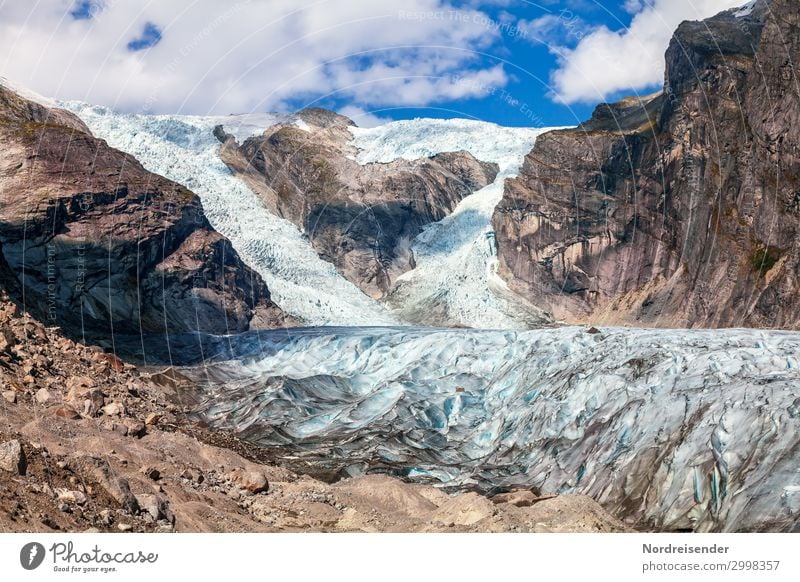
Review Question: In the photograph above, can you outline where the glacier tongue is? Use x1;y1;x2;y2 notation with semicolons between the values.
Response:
350;119;557;328
184;326;800;532
61;102;398;326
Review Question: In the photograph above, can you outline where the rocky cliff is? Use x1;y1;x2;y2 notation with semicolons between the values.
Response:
493;0;800;328
217;109;498;298
0;83;287;343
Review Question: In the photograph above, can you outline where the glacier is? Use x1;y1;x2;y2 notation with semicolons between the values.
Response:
59;100;800;533
181;325;800;532
65;99;555;328
350;119;557;328
60;102;398;327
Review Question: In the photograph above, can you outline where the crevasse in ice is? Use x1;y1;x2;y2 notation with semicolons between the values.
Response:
183;326;800;532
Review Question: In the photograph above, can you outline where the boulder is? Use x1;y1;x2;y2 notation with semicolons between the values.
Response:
102;401;125;417
123;419;146;438
56;489;88;506
135;493;173;523
35;388;56;405
230;468;269;494
54;405;81;420
0;439;26;475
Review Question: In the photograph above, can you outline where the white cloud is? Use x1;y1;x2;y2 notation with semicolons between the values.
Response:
549;0;746;104
0;0;507;115
623;0;645;14
337;105;391;128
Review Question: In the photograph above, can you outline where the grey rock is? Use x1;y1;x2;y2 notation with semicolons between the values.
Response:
141;467;160;481
102;402;125;417
123;419;146;438
230;469;269;494
134;493;173;522
0;439;26;475
56;489;88;506
77;456;139;514
35;388;56;405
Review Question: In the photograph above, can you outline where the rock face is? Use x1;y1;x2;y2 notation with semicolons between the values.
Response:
217;108;498;298
0;83;286;341
493;0;800;328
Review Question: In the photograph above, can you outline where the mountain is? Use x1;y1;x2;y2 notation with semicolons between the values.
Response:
0;83;625;536
2;0;800;535
60;103;401;326
0;82;288;344
493;0;800;329
64;103;552;328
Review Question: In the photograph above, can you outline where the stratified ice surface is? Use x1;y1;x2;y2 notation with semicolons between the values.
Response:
183;325;800;532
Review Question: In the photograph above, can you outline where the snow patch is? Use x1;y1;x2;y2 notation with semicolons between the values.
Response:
188;112;309;144
734;0;756;17
0;76;55;107
349;118;543;171
293;118;311;132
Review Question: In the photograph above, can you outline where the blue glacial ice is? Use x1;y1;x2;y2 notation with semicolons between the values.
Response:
180;325;800;532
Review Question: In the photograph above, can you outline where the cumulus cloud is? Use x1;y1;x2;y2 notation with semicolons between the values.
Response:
549;0;746;104
0;0;507;115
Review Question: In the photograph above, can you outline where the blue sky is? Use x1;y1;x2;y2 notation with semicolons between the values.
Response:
0;1;745;128
300;1;660;128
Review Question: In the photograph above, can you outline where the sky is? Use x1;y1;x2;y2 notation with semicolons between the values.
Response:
0;0;747;128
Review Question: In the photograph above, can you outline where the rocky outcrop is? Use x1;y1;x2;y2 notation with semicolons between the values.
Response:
217;109;498;298
0;83;287;341
493;0;800;328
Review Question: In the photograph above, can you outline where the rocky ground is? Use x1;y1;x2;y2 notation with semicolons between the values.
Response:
0;294;628;533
